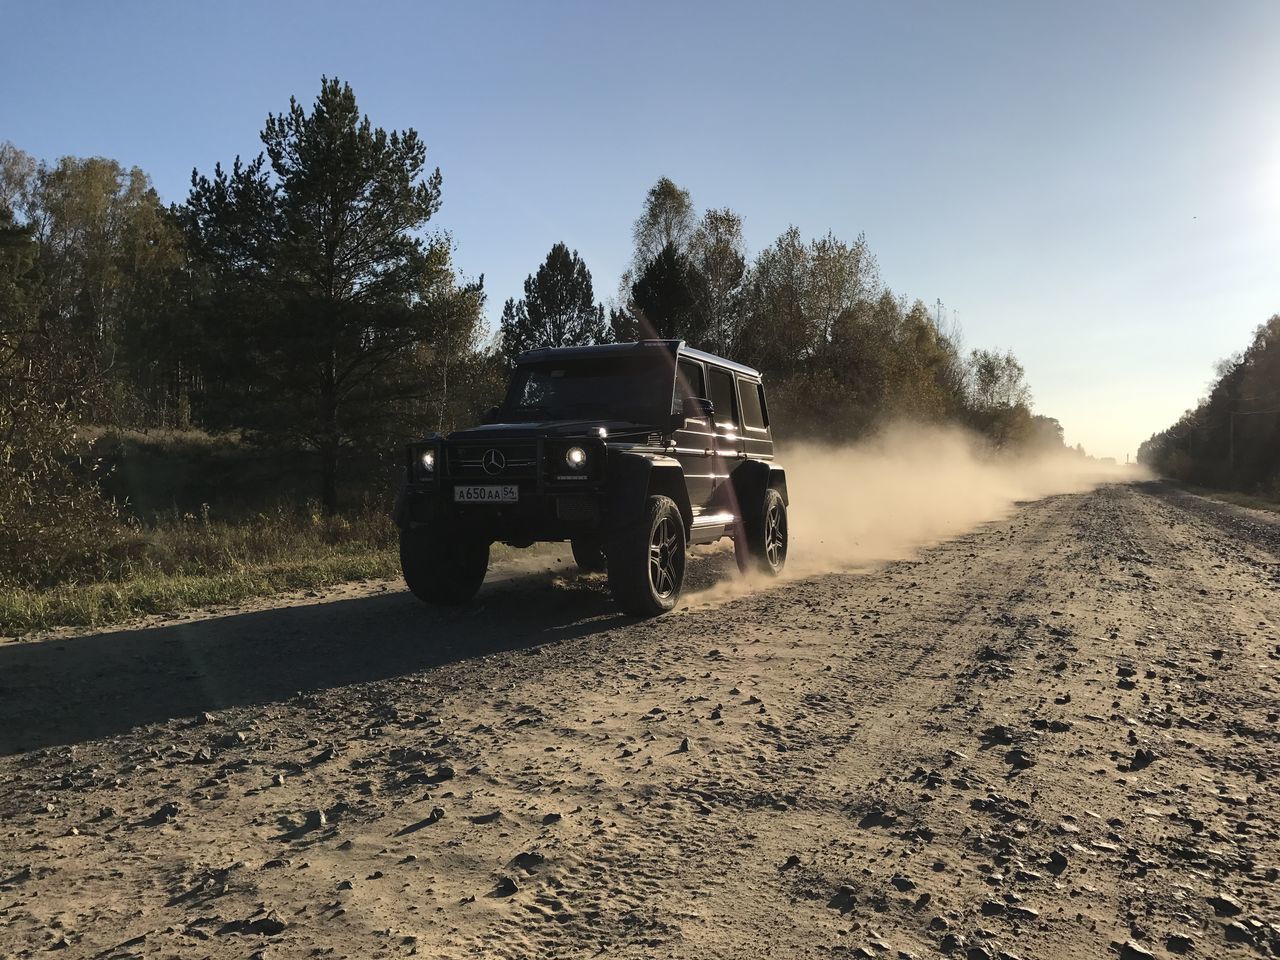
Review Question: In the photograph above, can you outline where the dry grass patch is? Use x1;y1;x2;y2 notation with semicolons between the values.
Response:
0;502;399;635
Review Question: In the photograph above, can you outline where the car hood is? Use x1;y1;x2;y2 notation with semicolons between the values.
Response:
447;419;658;442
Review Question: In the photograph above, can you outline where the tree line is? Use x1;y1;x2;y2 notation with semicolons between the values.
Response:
1;77;1063;586
1139;315;1280;494
502;175;1060;449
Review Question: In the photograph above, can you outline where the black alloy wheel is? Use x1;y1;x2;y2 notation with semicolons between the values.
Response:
608;495;687;616
735;487;788;576
649;513;681;600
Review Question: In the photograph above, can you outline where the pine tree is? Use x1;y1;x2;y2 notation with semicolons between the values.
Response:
631;243;708;345
499;242;608;362
186;77;482;512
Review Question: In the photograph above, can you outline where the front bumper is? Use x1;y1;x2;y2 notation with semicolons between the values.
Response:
396;483;603;542
393;436;608;543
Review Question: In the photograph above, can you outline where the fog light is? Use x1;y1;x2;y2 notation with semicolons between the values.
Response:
565;446;587;469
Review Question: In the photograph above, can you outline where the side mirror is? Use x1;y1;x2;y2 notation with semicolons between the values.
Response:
669;397;714;432
682;397;714;420
485;405;500;423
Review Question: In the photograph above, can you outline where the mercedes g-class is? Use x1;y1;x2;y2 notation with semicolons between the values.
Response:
392;339;788;616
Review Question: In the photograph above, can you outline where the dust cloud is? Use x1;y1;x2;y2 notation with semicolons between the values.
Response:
683;423;1142;606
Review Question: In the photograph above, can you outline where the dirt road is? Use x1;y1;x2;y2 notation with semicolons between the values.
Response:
1;481;1278;959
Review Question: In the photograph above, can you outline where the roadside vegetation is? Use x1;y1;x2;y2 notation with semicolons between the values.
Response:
1140;315;1280;499
0;502;397;633
2;78;1083;633
1174;483;1280;515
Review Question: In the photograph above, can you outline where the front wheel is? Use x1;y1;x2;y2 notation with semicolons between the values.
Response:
399;527;490;605
735;487;788;576
607;495;686;617
570;537;607;574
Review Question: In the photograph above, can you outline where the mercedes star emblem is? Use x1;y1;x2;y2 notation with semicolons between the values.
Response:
482;448;506;475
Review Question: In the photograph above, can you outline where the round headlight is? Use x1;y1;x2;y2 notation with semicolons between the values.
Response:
420;450;435;472
565;446;587;469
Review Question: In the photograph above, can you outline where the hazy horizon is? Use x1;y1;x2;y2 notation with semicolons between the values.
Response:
4;0;1277;458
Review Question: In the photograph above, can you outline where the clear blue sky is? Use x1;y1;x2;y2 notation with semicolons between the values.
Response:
3;0;1278;459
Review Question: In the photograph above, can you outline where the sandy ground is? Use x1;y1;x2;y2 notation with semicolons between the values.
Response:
1;480;1278;959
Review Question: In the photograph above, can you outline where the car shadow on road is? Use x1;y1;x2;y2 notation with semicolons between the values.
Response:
0;561;665;756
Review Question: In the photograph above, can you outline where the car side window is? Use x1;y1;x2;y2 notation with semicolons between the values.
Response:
673;358;706;415
707;367;738;431
738;378;767;430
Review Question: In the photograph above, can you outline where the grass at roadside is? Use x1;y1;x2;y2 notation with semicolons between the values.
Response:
0;503;400;636
1175;482;1280;515
0;550;399;636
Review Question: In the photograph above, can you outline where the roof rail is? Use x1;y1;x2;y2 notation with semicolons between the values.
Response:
511;339;763;378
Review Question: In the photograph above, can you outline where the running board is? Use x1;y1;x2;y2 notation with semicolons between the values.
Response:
691;512;735;527
688;511;735;545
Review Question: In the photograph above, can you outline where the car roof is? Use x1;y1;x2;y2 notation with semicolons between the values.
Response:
514;340;763;379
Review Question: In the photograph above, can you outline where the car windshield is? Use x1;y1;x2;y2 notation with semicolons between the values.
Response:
501;356;673;423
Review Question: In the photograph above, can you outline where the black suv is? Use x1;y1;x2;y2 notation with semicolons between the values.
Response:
393;339;788;615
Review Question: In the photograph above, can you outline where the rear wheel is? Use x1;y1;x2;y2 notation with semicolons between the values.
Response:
607;495;686;617
735;487;788;576
570;537;607;574
399;527;490;605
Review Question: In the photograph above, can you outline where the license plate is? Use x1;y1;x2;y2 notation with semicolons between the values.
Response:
453;484;519;503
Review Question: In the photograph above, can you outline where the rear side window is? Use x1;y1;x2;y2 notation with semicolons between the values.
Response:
673;358;706;414
738;378;767;429
707;367;738;430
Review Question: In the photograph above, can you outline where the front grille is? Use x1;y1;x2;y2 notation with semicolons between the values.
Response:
557;496;600;524
446;442;539;479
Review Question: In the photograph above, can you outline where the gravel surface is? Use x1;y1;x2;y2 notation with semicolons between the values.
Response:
1;481;1278;959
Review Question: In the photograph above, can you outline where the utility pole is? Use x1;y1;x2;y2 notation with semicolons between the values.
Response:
1229;410;1235;472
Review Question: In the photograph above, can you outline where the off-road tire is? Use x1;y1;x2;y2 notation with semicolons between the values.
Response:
570;537;608;574
735;487;788;576
399;527;490;605
607;495;686;617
